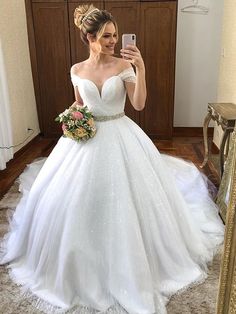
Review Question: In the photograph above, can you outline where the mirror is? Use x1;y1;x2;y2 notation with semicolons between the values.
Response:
216;126;236;313
216;130;236;222
1;1;235;313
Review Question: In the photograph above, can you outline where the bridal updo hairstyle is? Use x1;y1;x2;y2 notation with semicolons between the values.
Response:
74;4;118;45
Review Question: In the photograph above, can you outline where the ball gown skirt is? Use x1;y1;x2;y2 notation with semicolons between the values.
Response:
0;67;224;314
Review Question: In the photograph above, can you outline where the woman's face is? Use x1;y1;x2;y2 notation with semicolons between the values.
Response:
92;22;118;55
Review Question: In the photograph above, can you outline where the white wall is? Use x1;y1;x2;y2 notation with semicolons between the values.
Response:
214;0;236;148
0;0;40;153
217;0;236;102
174;0;224;127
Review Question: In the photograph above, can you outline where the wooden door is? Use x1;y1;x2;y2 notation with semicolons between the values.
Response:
140;1;177;139
27;0;177;138
32;2;72;137
104;1;140;124
32;0;65;2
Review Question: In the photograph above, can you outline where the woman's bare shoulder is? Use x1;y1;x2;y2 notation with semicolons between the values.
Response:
113;57;132;72
71;62;86;74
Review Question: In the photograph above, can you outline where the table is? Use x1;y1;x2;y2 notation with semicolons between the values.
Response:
201;103;236;177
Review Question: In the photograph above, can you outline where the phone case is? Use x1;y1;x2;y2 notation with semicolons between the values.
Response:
122;34;136;49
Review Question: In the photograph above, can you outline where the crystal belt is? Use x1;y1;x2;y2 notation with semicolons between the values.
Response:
93;111;125;121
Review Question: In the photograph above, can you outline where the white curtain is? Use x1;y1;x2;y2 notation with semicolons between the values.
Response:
0;38;13;170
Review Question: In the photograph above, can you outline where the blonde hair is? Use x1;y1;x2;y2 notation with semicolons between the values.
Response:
74;4;118;45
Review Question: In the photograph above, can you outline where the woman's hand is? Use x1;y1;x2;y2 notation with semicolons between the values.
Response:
121;45;146;111
120;45;145;71
70;100;83;109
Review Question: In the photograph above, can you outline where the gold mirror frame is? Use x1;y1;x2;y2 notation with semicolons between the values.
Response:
216;130;236;223
216;126;236;313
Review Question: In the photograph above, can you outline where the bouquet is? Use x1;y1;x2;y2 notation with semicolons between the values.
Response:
55;104;96;142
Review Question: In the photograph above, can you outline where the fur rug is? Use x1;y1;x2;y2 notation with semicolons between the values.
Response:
0;181;222;314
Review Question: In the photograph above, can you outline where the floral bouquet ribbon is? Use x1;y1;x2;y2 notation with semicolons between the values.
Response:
55;104;96;142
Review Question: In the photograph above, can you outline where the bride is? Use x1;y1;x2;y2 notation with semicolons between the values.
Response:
0;4;224;314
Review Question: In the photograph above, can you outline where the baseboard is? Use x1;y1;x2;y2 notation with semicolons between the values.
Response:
173;127;214;137
6;134;41;167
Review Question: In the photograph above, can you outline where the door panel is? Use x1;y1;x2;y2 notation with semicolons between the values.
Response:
32;2;72;136
140;1;177;138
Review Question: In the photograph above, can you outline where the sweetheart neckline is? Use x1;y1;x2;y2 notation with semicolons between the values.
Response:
71;67;131;98
81;76;121;98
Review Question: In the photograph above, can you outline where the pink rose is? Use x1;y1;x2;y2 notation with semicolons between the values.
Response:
72;111;83;120
62;123;67;131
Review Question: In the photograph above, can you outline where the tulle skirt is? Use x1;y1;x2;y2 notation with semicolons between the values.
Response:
0;116;224;314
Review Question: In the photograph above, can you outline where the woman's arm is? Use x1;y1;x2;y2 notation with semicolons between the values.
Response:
120;45;146;111
70;65;84;107
70;87;84;109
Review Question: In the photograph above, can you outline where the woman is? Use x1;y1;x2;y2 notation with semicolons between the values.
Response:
0;4;224;314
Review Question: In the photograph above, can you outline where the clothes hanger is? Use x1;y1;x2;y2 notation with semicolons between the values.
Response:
181;0;209;15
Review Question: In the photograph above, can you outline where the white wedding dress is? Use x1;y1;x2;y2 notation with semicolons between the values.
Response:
0;67;224;314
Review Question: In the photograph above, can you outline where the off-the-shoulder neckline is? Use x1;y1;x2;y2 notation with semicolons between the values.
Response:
71;66;133;80
70;67;134;97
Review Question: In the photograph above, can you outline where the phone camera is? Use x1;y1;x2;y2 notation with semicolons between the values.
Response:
132;35;135;40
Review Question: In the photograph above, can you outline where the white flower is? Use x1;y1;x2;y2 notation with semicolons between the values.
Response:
68;120;75;127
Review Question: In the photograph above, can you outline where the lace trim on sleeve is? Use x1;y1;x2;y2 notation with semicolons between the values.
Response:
120;67;136;83
124;76;136;83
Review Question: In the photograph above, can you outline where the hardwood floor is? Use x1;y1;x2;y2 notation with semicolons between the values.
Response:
0;136;220;199
0;137;57;199
154;137;219;185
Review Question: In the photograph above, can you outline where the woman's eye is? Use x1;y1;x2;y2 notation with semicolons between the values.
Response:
103;34;117;38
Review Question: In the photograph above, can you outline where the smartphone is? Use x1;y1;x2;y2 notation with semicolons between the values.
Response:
122;34;136;50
